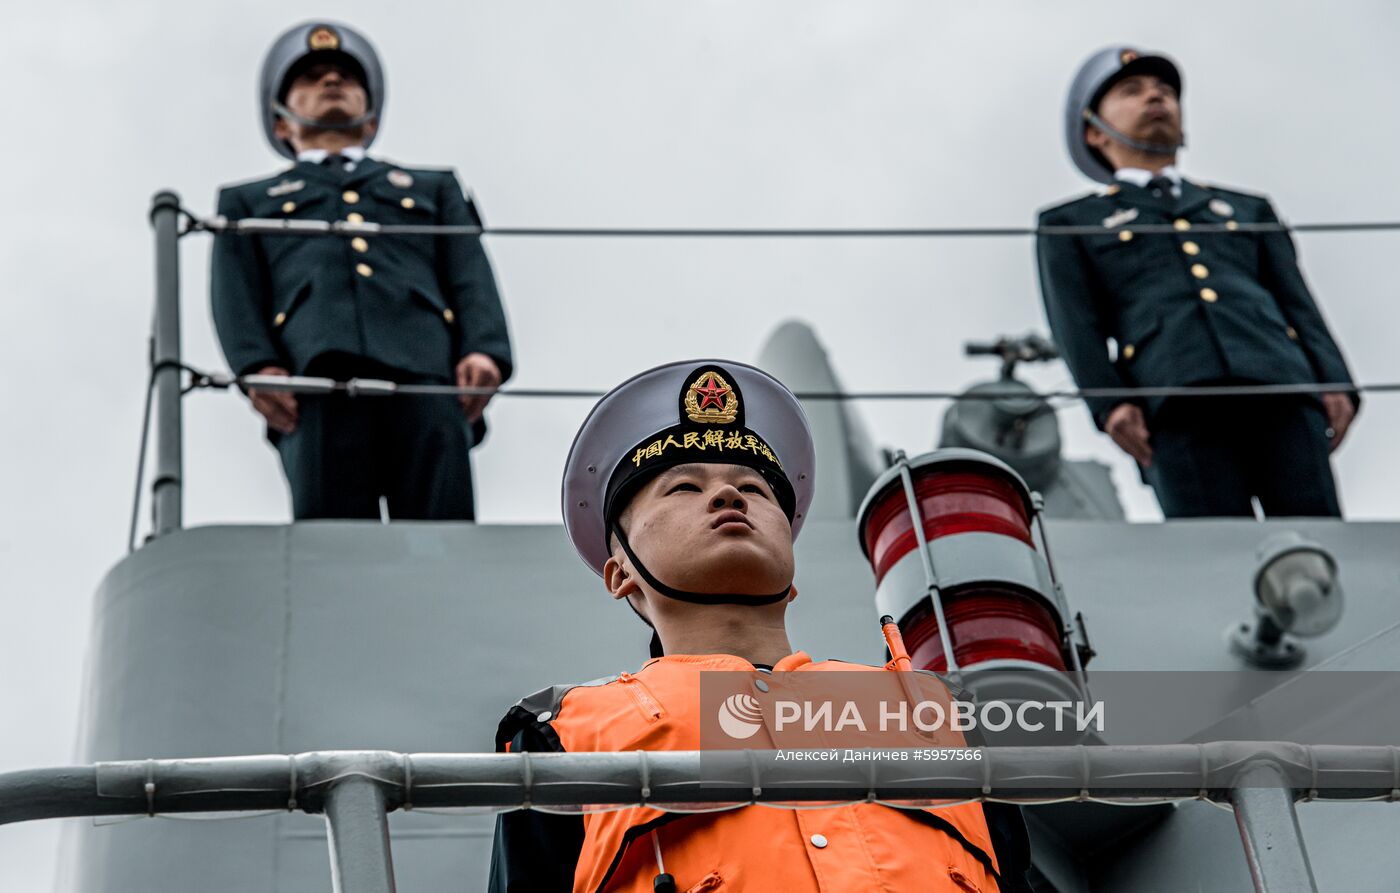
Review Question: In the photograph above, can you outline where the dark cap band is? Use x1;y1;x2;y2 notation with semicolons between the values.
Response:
602;366;796;529
603;424;796;529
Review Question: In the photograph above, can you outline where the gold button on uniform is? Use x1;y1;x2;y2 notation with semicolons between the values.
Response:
346;212;365;224
1286;326;1300;341
273;312;287;327
1225;220;1239;231
1182;241;1200;256
443;308;455;324
400;197;416;210
1173;218;1191;231
1200;287;1218;303
1118;230;1134;242
1191;263;1209;279
355;262;373;278
342;190;360;204
351;237;369;253
1122;344;1136;360
281;201;296;214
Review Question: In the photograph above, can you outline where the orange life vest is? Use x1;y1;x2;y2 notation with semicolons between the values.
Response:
541;651;1001;893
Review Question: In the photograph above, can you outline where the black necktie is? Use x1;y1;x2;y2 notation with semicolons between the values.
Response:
321;154;351;172
1148;175;1174;198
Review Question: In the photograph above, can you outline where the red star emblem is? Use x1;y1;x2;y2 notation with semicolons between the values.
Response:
694;374;731;411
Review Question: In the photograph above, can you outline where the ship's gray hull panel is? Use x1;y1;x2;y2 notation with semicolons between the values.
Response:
64;519;1400;891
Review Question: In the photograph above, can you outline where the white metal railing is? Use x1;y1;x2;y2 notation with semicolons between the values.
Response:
8;743;1399;893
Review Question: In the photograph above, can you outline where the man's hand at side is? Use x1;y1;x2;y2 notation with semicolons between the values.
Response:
1106;402;1153;468
1322;392;1357;452
456;352;502;423
248;366;299;434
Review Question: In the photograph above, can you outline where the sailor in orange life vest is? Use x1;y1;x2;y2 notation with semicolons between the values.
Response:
487;360;1031;893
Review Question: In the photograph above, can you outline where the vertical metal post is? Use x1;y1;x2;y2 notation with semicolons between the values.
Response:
149;191;184;536
323;775;398;893
1231;762;1319;893
1029;493;1091;703
893;450;961;683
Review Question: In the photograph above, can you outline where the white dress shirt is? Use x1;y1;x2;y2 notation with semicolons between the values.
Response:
1114;164;1182;199
296;145;367;172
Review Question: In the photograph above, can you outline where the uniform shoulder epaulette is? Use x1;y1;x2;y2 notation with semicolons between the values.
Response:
379;159;458;176
1191;180;1269;203
1036;190;1103;220
219;170;298;193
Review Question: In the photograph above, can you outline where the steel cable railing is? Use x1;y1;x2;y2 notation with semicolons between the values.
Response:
141;193;1392;544
183;211;1400;240
178;365;1383;403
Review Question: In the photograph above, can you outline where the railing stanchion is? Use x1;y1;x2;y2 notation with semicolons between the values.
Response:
149;190;184;537
323;775;398;893
1231;761;1318;893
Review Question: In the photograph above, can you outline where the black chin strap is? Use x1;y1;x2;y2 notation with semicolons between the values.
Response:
1083;109;1185;156
273;101;377;133
612;523;791;607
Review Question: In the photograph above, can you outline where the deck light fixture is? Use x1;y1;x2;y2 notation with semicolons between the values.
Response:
1230;531;1343;668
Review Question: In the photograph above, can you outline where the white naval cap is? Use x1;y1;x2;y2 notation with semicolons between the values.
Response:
562;359;817;577
1066;45;1184;183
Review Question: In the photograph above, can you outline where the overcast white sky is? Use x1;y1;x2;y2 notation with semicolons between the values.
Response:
4;1;1400;888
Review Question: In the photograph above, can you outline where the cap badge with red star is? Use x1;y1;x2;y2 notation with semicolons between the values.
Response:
307;26;341;51
684;370;739;423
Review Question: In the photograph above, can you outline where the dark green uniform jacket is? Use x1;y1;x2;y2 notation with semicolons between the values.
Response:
211;157;512;384
1036;179;1356;429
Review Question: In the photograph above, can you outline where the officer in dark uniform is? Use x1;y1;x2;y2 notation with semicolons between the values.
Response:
211;21;512;520
1036;46;1359;518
